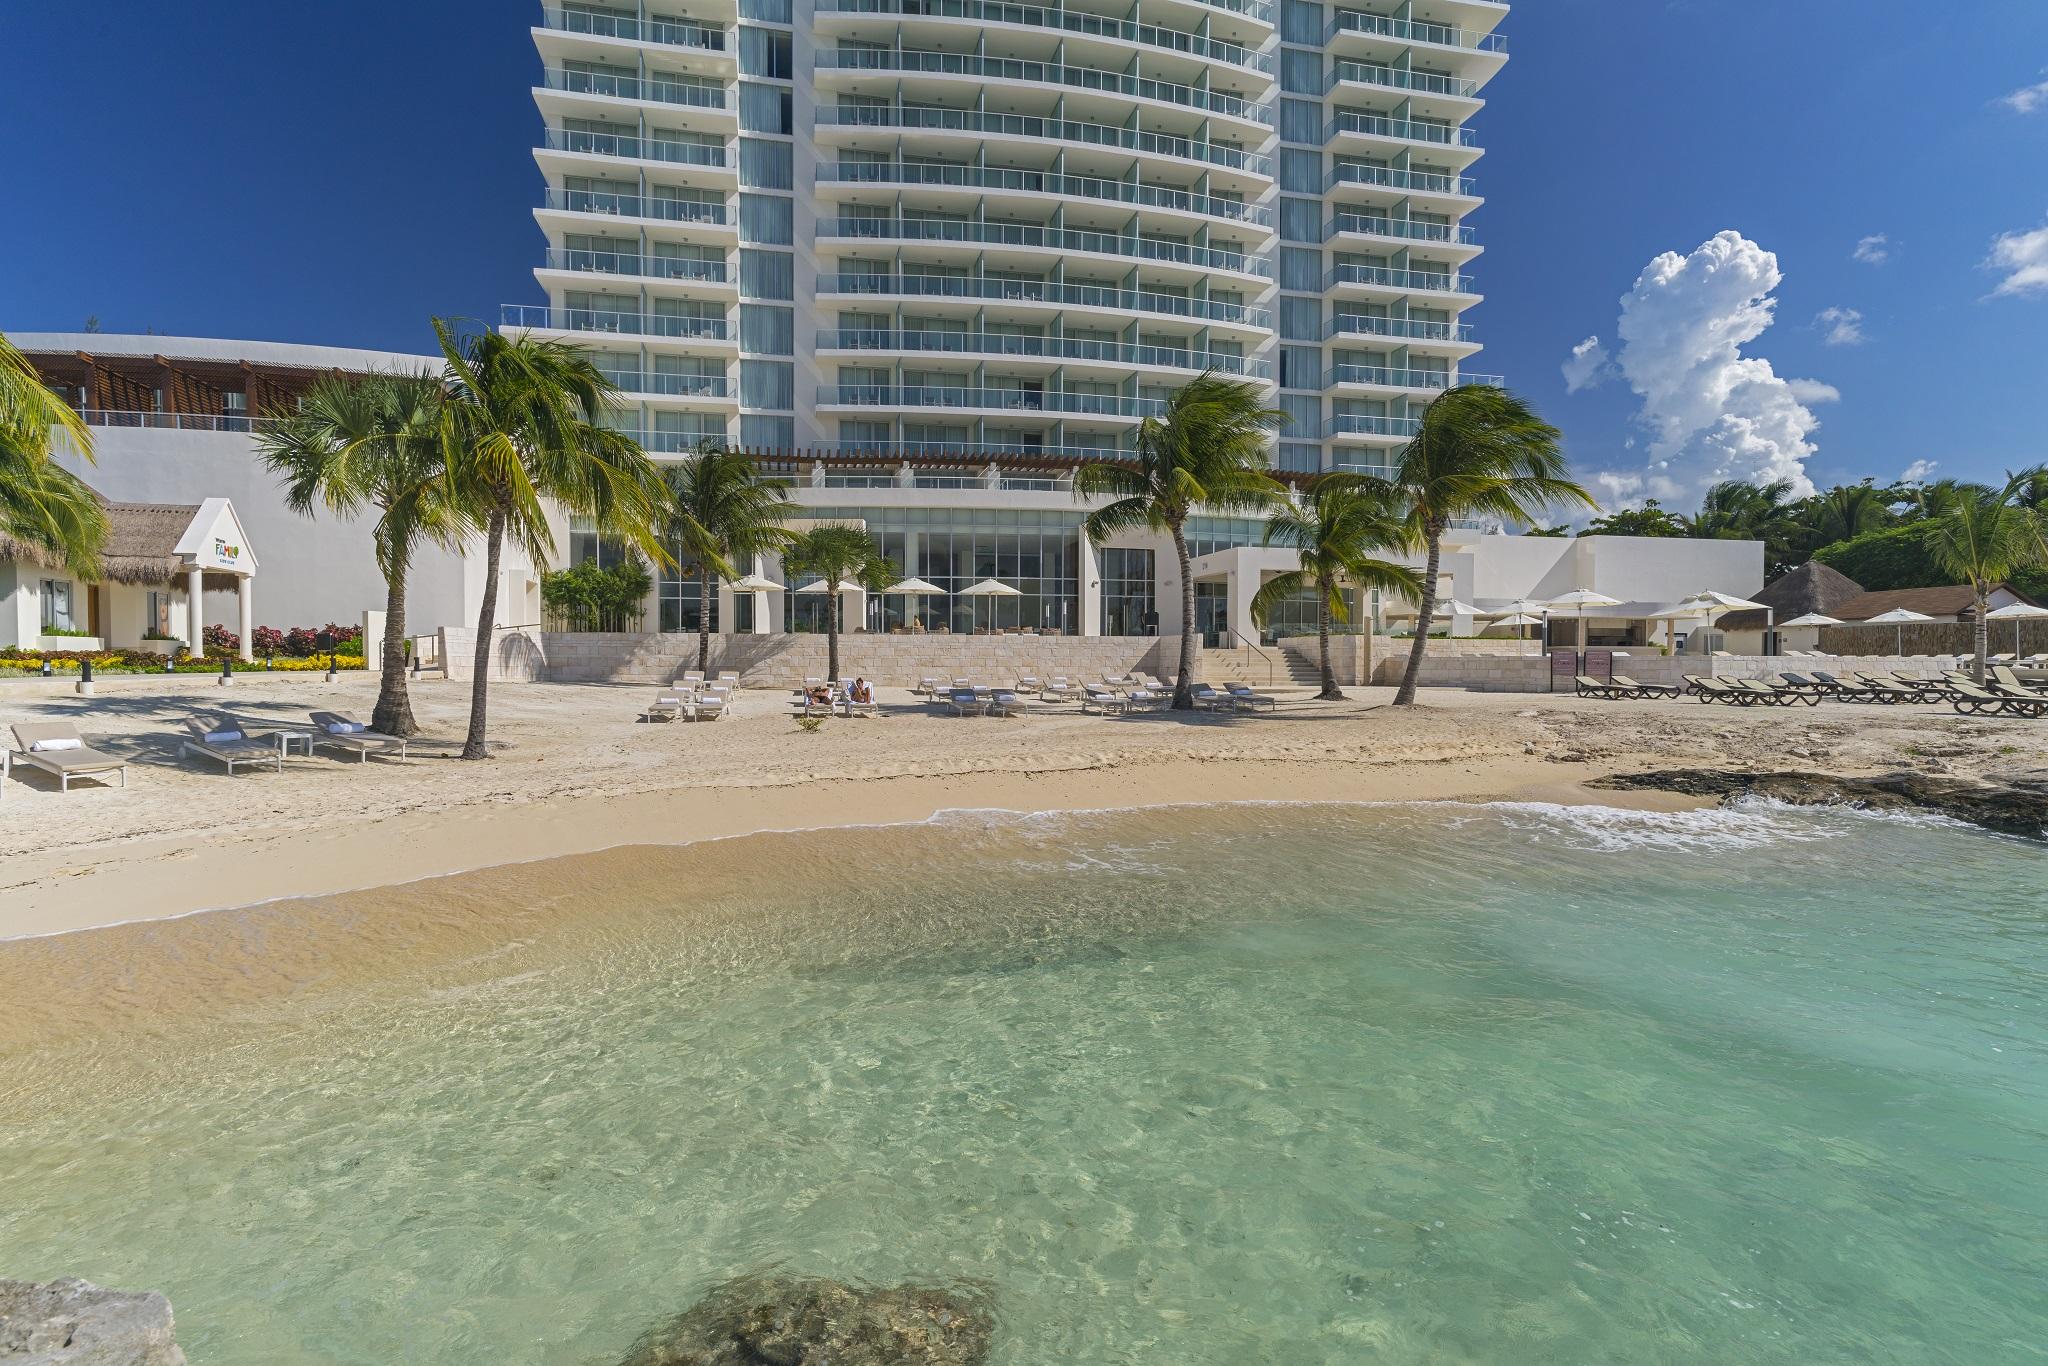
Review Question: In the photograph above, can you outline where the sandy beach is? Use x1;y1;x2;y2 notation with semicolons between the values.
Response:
2;670;2030;942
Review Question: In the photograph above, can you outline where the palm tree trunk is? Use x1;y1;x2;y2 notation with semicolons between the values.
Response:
461;507;505;760
1973;588;1990;684
372;568;417;738
1172;524;1195;709
825;579;841;682
1317;588;1340;701
697;565;713;674
1392;529;1443;707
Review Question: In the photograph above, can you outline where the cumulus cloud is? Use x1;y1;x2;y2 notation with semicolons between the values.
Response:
1786;378;1841;404
1560;335;1612;393
1814;306;1866;346
1898;459;1938;484
1987;219;2048;297
1590;230;1825;510
1852;234;1893;265
2002;72;2048;114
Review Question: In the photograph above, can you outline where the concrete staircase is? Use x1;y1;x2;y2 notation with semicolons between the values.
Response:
1198;643;1322;690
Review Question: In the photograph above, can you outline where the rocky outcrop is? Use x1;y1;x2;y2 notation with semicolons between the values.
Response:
0;1278;186;1365
1591;768;2048;837
619;1274;993;1366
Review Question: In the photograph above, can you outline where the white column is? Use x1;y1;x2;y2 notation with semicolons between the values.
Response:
1078;528;1102;637
186;567;205;654
1224;554;1258;646
237;577;254;661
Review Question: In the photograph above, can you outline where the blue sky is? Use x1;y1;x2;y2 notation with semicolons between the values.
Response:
2;0;2043;509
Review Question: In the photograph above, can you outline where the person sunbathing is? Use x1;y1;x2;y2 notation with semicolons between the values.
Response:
849;677;874;704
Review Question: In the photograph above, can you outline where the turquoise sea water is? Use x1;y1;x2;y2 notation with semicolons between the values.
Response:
2;801;2044;1364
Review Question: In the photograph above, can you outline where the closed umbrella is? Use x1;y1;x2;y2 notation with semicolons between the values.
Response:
1861;606;1933;657
1543;590;1622;650
1985;602;2048;656
958;577;1021;632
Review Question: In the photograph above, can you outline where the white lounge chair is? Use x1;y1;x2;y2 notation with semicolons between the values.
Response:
1016;674;1043;695
1081;684;1128;715
1041;675;1078;702
945;688;988;716
642;693;687;723
1135;671;1168;692
1187;684;1237;713
914;674;945;698
8;722;128;793
309;711;410;759
678;669;706;687
1224;683;1277;712
714;670;741;690
1101;672;1133;691
987;690;1025;717
181;716;283;774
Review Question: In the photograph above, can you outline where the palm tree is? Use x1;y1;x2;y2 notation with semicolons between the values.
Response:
1384;385;1590;707
436;320;666;760
660;441;797;674
1073;372;1286;709
257;371;467;736
783;523;897;683
1924;472;2048;682
0;331;107;576
1251;474;1421;700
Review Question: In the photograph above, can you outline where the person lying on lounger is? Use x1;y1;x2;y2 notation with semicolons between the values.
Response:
806;684;833;707
849;677;874;704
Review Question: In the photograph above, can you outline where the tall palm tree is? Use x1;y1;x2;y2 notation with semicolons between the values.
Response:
1924;472;2048;682
1073;371;1286;709
660;441;797;674
1383;385;1590;707
258;370;467;736
1250;474;1421;700
783;523;897;683
0;331;107;576
435;320;666;760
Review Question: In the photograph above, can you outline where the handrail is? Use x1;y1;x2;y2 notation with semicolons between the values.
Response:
1225;625;1276;686
814;50;1273;123
1327;163;1475;197
817;329;1269;376
542;127;730;168
75;409;272;432
817;160;1272;226
813;0;1272;70
1325;263;1472;293
1329;314;1475;343
1326;110;1477;148
1328;60;1479;99
1327;212;1477;245
1327;8;1508;53
538;7;728;50
547;248;732;283
819;273;1273;328
543;187;731;225
819;384;1165;417
818;104;1274;176
820;216;1273;276
540;66;729;109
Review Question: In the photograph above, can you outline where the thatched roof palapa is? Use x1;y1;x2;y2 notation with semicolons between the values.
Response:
1717;561;1864;632
0;501;239;588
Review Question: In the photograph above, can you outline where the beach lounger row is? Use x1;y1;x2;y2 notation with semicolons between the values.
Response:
5;711;407;797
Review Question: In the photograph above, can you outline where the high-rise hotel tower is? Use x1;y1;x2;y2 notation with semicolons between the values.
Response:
510;0;1506;474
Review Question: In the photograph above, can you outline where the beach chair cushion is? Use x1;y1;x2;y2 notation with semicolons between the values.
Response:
28;736;83;752
204;728;243;744
323;720;367;734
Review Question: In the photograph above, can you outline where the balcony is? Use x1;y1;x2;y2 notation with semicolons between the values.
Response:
1329;314;1474;343
820;217;1272;276
502;304;732;342
1327;9;1507;53
813;0;1270;70
820;273;1273;328
601;371;735;399
837;438;1133;460
821;384;1166;418
818;329;1269;377
541;127;729;169
539;7;728;52
542;187;731;226
1327;163;1476;198
817;160;1272;227
1326;365;1501;391
546;248;730;284
1326;110;1478;149
1326;61;1479;100
1327;413;1423;438
540;66;730;110
817;104;1273;177
1325;263;1474;295
1326;213;1476;246
813;50;1272;125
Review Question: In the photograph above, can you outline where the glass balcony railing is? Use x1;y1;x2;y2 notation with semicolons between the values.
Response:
813;0;1270;70
817;329;1269;377
1329;314;1474;342
817;161;1271;227
501;304;733;341
1325;365;1500;390
837;438;1132;460
539;7;728;51
1327;163;1474;197
1325;263;1473;293
821;385;1166;417
818;104;1273;176
1327;413;1423;438
546;248;732;283
599;371;735;398
821;217;1272;276
541;66;730;110
1327;9;1507;53
542;187;731;225
542;127;730;168
1326;110;1478;148
820;273;1273;327
814;50;1273;123
1327;213;1476;245
1327;61;1479;99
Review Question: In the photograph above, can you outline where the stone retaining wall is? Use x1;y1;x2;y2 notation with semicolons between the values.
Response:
438;626;548;683
540;632;1175;687
1380;651;1967;693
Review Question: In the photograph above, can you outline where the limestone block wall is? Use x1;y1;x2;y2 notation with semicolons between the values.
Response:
438;626;548;683
1376;650;1969;693
539;632;1176;687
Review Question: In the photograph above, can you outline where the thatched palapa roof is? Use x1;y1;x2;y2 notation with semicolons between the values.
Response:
0;500;239;588
1717;561;1864;631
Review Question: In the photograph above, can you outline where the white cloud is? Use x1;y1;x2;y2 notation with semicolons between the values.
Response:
2001;72;2048;114
1987;219;2048;297
1898;459;1939;484
1814;306;1865;346
1852;234;1893;265
1560;335;1612;393
1591;230;1825;510
1786;378;1841;404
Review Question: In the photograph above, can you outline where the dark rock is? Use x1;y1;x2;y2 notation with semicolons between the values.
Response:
620;1274;993;1366
1590;768;2048;838
0;1277;187;1365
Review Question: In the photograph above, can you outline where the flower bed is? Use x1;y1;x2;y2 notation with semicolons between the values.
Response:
0;649;366;677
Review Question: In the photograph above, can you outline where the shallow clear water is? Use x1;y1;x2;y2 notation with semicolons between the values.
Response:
2;801;2045;1364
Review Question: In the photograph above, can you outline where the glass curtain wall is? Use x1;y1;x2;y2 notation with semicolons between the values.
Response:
1099;548;1157;636
784;508;1083;635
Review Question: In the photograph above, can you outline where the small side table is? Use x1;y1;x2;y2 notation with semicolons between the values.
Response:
276;731;315;759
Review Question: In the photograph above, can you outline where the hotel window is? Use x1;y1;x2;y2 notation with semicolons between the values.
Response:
739;139;793;190
740;415;794;448
1099;548;1156;636
739;83;792;134
739;248;794;299
39;579;75;632
739;28;792;78
740;360;794;410
568;518;629;569
147;590;174;639
739;195;793;245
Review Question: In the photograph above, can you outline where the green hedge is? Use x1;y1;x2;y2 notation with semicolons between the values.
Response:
1813;525;2048;599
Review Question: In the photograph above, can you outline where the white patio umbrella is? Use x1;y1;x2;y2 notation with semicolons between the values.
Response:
1984;602;2048;655
1492;611;1544;656
1434;599;1480;637
1677;589;1774;654
957;577;1021;632
1543;590;1623;650
792;579;834;594
1861;606;1933;656
1779;612;1843;628
1647;602;1711;654
730;573;781;593
881;576;947;631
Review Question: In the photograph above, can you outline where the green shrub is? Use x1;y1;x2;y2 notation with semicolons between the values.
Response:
542;557;652;632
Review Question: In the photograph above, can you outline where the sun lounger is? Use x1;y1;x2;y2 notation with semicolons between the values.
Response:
1135;672;1168;692
945;688;988;717
1041;675;1078;702
642;693;687;723
1016;675;1043;695
1728;679;1802;706
1080;684;1127;715
1991;666;2048;699
914;674;944;698
1188;684;1237;713
1100;672;1133;691
987;690;1025;717
1611;675;1680;698
308;711;411;759
8;722;128;793
1851;672;1933;704
714;671;740;690
1681;675;1757;705
1949;680;2048;718
181;716;284;773
678;670;706;687
1575;674;1632;700
695;690;729;721
1225;682;1277;711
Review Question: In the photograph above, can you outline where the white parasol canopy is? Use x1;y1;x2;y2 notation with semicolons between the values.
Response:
792;579;835;594
730;573;781;593
958;578;1021;596
884;577;946;596
1780;612;1843;628
1862;606;1934;656
1491;611;1544;656
1983;602;2048;655
1543;590;1623;650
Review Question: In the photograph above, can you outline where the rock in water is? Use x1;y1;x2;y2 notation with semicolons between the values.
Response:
620;1274;994;1365
0;1278;187;1365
